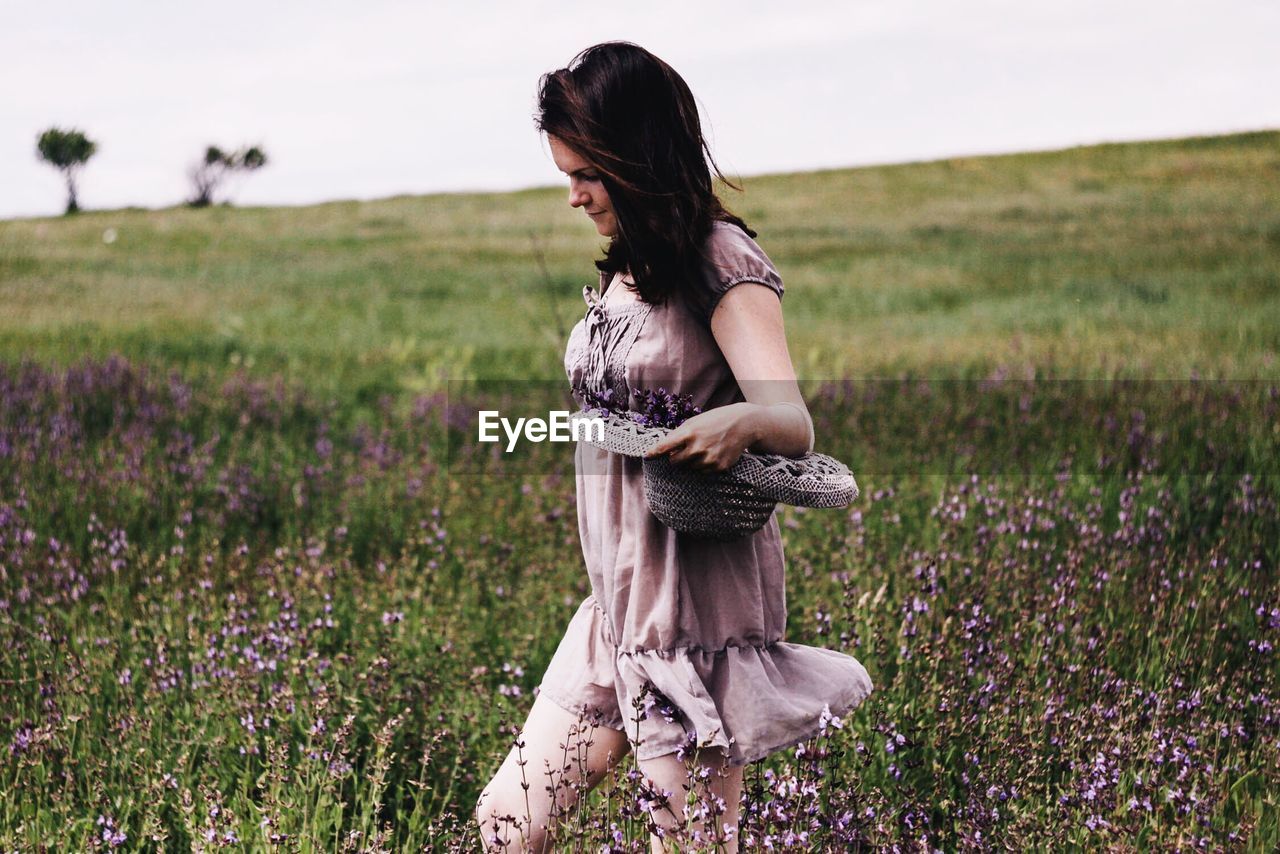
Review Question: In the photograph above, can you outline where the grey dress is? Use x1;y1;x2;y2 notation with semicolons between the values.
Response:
536;220;873;767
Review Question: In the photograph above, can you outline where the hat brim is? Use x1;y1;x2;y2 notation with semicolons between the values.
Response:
570;409;859;508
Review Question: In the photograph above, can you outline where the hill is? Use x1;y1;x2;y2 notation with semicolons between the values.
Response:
1;130;1277;403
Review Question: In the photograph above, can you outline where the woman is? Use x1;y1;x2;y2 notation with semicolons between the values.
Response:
476;42;873;852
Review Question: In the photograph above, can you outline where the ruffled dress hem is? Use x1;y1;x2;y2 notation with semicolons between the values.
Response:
537;595;874;768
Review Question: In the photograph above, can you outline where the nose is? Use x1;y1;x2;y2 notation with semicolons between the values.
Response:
567;178;589;209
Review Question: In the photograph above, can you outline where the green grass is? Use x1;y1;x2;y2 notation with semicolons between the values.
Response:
3;130;1278;402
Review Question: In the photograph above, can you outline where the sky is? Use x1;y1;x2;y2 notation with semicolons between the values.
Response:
2;0;1278;220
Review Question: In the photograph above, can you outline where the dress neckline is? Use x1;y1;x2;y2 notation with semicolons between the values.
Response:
600;270;642;308
583;283;648;319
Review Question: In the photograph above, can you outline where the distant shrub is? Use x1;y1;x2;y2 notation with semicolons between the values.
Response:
188;144;268;207
36;126;98;215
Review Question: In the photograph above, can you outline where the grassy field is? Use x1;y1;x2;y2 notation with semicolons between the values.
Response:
1;131;1278;850
2;131;1278;400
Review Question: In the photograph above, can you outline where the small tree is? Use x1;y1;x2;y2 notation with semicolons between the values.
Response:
188;144;268;207
36;127;98;215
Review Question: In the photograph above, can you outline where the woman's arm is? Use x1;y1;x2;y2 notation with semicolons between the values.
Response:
644;283;812;473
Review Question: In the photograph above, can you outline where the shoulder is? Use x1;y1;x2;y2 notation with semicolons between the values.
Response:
687;220;785;326
702;221;783;290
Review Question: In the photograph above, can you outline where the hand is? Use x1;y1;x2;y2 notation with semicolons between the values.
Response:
643;403;756;473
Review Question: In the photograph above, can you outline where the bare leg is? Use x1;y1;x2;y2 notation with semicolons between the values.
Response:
475;692;631;852
637;746;744;853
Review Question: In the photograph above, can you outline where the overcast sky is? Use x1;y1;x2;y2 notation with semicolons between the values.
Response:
2;0;1277;220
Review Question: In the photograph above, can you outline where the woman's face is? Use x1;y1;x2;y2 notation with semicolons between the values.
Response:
548;135;617;238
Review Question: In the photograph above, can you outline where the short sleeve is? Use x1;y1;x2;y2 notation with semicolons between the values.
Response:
689;221;785;326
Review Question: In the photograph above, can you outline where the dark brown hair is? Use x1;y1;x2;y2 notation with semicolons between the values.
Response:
534;41;754;305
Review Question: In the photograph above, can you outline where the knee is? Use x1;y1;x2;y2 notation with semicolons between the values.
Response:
475;780;542;852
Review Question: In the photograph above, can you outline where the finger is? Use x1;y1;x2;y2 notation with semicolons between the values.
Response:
682;448;714;470
668;444;694;465
645;434;684;458
710;449;744;473
661;443;692;465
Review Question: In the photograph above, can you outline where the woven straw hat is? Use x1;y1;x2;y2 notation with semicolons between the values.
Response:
570;409;859;540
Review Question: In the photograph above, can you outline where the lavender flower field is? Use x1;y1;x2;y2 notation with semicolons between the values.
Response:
1;354;1276;850
3;131;1279;850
